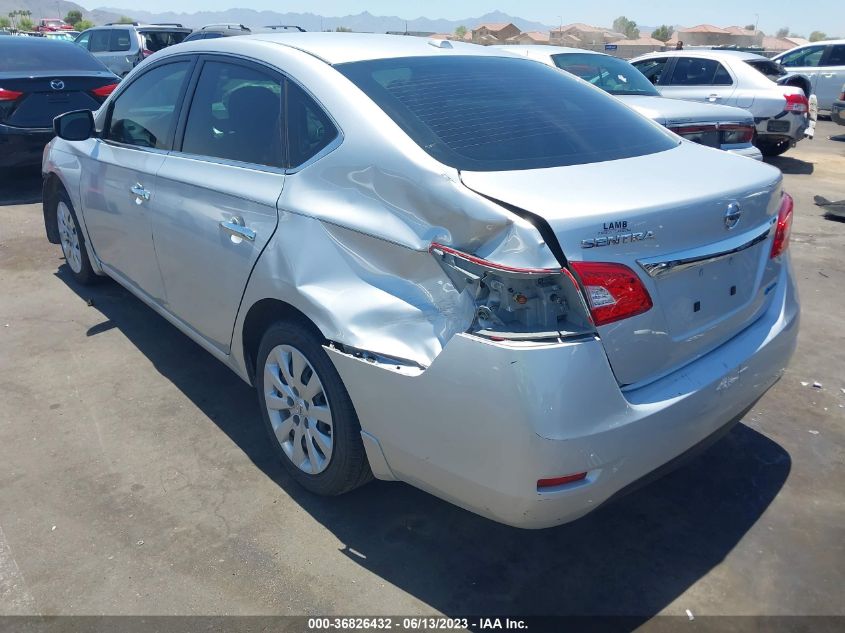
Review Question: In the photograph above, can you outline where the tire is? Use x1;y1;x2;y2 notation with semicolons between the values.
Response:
757;139;791;157
256;320;372;496
54;189;99;285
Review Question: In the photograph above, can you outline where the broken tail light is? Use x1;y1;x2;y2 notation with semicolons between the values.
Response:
429;243;593;341
0;88;23;122
770;193;794;259
784;93;808;113
569;261;653;326
91;83;119;100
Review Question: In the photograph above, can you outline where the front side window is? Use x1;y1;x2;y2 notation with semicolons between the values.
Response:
181;61;284;167
632;58;668;85
109;29;131;52
552;53;659;96
88;30;110;53
669;58;733;86
338;56;677;172
74;31;91;49
105;61;189;149
779;46;825;67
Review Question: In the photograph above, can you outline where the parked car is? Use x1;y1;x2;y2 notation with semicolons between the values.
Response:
36;18;73;33
501;46;761;160
74;23;191;76
43;34;799;529
0;37;118;168
833;83;845;126
631;50;810;157
773;40;845;112
182;23;251;42
43;31;76;41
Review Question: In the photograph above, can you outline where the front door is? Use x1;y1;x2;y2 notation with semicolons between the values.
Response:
80;59;192;300
816;44;845;110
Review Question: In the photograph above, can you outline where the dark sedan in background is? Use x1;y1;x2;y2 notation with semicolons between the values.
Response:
0;37;119;168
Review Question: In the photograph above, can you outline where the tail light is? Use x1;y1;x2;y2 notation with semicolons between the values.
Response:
839;90;845;101
783;93;808;113
429;243;594;341
569;261;653;326
720;124;755;144
0;88;23;101
141;48;154;58
91;83;119;99
770;193;794;259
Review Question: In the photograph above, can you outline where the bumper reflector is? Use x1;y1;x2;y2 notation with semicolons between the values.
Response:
537;472;588;489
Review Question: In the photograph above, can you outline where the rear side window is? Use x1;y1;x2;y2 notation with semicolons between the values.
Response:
88;30;110;53
287;81;338;167
669;58;732;86
745;59;787;79
109;29;131;52
105;61;189;149
551;52;659;96
338;56;676;172
181;61;285;167
0;40;107;72
140;30;189;52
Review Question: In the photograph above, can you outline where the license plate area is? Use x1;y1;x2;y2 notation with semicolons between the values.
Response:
680;130;721;148
654;248;764;339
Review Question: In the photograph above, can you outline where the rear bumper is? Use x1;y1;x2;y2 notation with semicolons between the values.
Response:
0;124;53;168
832;101;845;126
329;260;799;529
754;112;807;143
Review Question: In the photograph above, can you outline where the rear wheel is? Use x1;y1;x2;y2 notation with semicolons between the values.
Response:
757;138;792;157
55;191;98;285
256;320;372;495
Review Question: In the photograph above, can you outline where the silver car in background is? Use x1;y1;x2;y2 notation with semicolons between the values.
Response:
74;23;191;76
43;34;799;528
773;40;845;113
631;50;810;157
502;45;761;160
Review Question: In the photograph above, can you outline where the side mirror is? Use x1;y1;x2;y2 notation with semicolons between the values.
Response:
54;109;94;141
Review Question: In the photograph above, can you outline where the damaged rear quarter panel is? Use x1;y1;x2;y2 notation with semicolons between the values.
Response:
230;48;556;375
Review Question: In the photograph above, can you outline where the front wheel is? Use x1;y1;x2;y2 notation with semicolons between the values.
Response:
256;320;372;495
55;191;98;285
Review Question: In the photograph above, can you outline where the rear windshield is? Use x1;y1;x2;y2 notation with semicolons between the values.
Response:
551;52;659;96
140;30;189;52
745;59;787;80
0;40;108;72
338;56;676;171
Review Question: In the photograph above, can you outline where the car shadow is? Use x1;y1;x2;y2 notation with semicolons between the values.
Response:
0;167;42;206
57;268;791;623
764;156;814;175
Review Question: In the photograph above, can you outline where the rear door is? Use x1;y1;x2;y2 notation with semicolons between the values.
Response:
107;27;136;76
150;57;288;352
659;56;737;105
80;59;192;300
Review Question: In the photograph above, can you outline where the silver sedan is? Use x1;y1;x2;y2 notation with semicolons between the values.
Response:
43;34;799;528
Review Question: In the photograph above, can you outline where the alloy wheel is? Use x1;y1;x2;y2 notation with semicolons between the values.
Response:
57;201;82;274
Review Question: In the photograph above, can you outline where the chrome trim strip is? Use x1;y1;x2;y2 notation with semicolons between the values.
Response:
637;221;774;279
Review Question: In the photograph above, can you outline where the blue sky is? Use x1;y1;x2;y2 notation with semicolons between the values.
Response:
81;0;842;36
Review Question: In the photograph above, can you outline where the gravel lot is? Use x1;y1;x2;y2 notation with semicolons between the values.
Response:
0;122;843;620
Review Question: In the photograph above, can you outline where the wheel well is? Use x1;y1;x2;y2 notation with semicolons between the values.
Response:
42;173;63;244
241;299;325;383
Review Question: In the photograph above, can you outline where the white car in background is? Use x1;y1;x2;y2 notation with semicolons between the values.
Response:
773;40;845;113
502;46;761;160
631;50;810;157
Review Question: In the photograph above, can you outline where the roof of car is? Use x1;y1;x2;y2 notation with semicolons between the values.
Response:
499;44;610;57
231;32;511;64
634;49;769;61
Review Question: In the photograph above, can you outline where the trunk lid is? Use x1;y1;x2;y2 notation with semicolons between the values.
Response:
0;72;114;128
460;142;785;386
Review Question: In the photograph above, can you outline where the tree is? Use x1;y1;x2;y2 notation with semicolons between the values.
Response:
64;10;83;26
775;27;789;38
0;16;10;29
335;26;351;32
117;16;135;24
651;25;673;42
612;16;639;39
744;24;755;31
19;17;34;31
75;19;94;30
454;25;467;40
809;31;826;41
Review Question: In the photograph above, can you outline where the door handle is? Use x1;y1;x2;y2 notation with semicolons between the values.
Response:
821;73;835;78
707;94;721;101
219;217;256;242
130;183;150;203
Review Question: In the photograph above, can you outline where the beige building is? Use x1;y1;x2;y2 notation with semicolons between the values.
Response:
606;36;667;58
724;26;764;47
551;23;624;47
471;22;520;45
507;31;551;45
